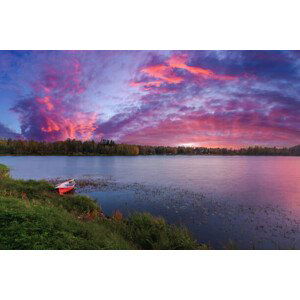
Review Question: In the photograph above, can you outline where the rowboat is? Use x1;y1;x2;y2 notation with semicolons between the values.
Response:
55;179;76;195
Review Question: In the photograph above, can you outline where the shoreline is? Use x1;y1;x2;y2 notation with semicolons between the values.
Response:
0;163;207;250
2;163;300;249
1;154;299;157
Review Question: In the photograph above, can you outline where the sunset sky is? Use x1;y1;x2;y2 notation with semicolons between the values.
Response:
0;50;299;148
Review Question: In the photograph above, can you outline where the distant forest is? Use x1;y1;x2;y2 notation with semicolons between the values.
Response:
0;139;299;156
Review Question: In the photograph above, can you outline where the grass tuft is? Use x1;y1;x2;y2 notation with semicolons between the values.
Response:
116;213;209;250
0;163;9;179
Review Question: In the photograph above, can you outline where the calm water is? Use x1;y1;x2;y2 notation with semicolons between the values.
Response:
1;156;300;249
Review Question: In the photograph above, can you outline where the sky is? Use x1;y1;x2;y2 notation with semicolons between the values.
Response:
0;50;299;148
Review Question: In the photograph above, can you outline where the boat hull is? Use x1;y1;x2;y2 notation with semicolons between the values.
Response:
58;187;75;195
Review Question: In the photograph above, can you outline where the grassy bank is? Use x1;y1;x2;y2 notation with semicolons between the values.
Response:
0;165;207;250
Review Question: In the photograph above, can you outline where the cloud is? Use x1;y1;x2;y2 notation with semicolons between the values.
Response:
119;107;300;148
0;122;21;139
167;54;237;81
2;51;300;147
130;53;238;92
104;52;300;147
12;57;100;141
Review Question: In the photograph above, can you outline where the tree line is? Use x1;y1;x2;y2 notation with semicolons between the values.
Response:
0;139;299;156
0;139;139;156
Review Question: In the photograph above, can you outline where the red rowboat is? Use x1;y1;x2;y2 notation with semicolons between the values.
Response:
55;179;76;195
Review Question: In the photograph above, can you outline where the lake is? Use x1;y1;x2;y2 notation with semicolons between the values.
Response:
1;155;300;249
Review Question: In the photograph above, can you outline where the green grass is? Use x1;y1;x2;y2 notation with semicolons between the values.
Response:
0;163;9;179
118;213;207;250
0;165;206;250
0;195;133;250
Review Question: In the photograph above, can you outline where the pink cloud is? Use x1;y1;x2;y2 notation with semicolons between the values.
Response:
120;109;300;148
13;59;100;142
131;53;237;91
